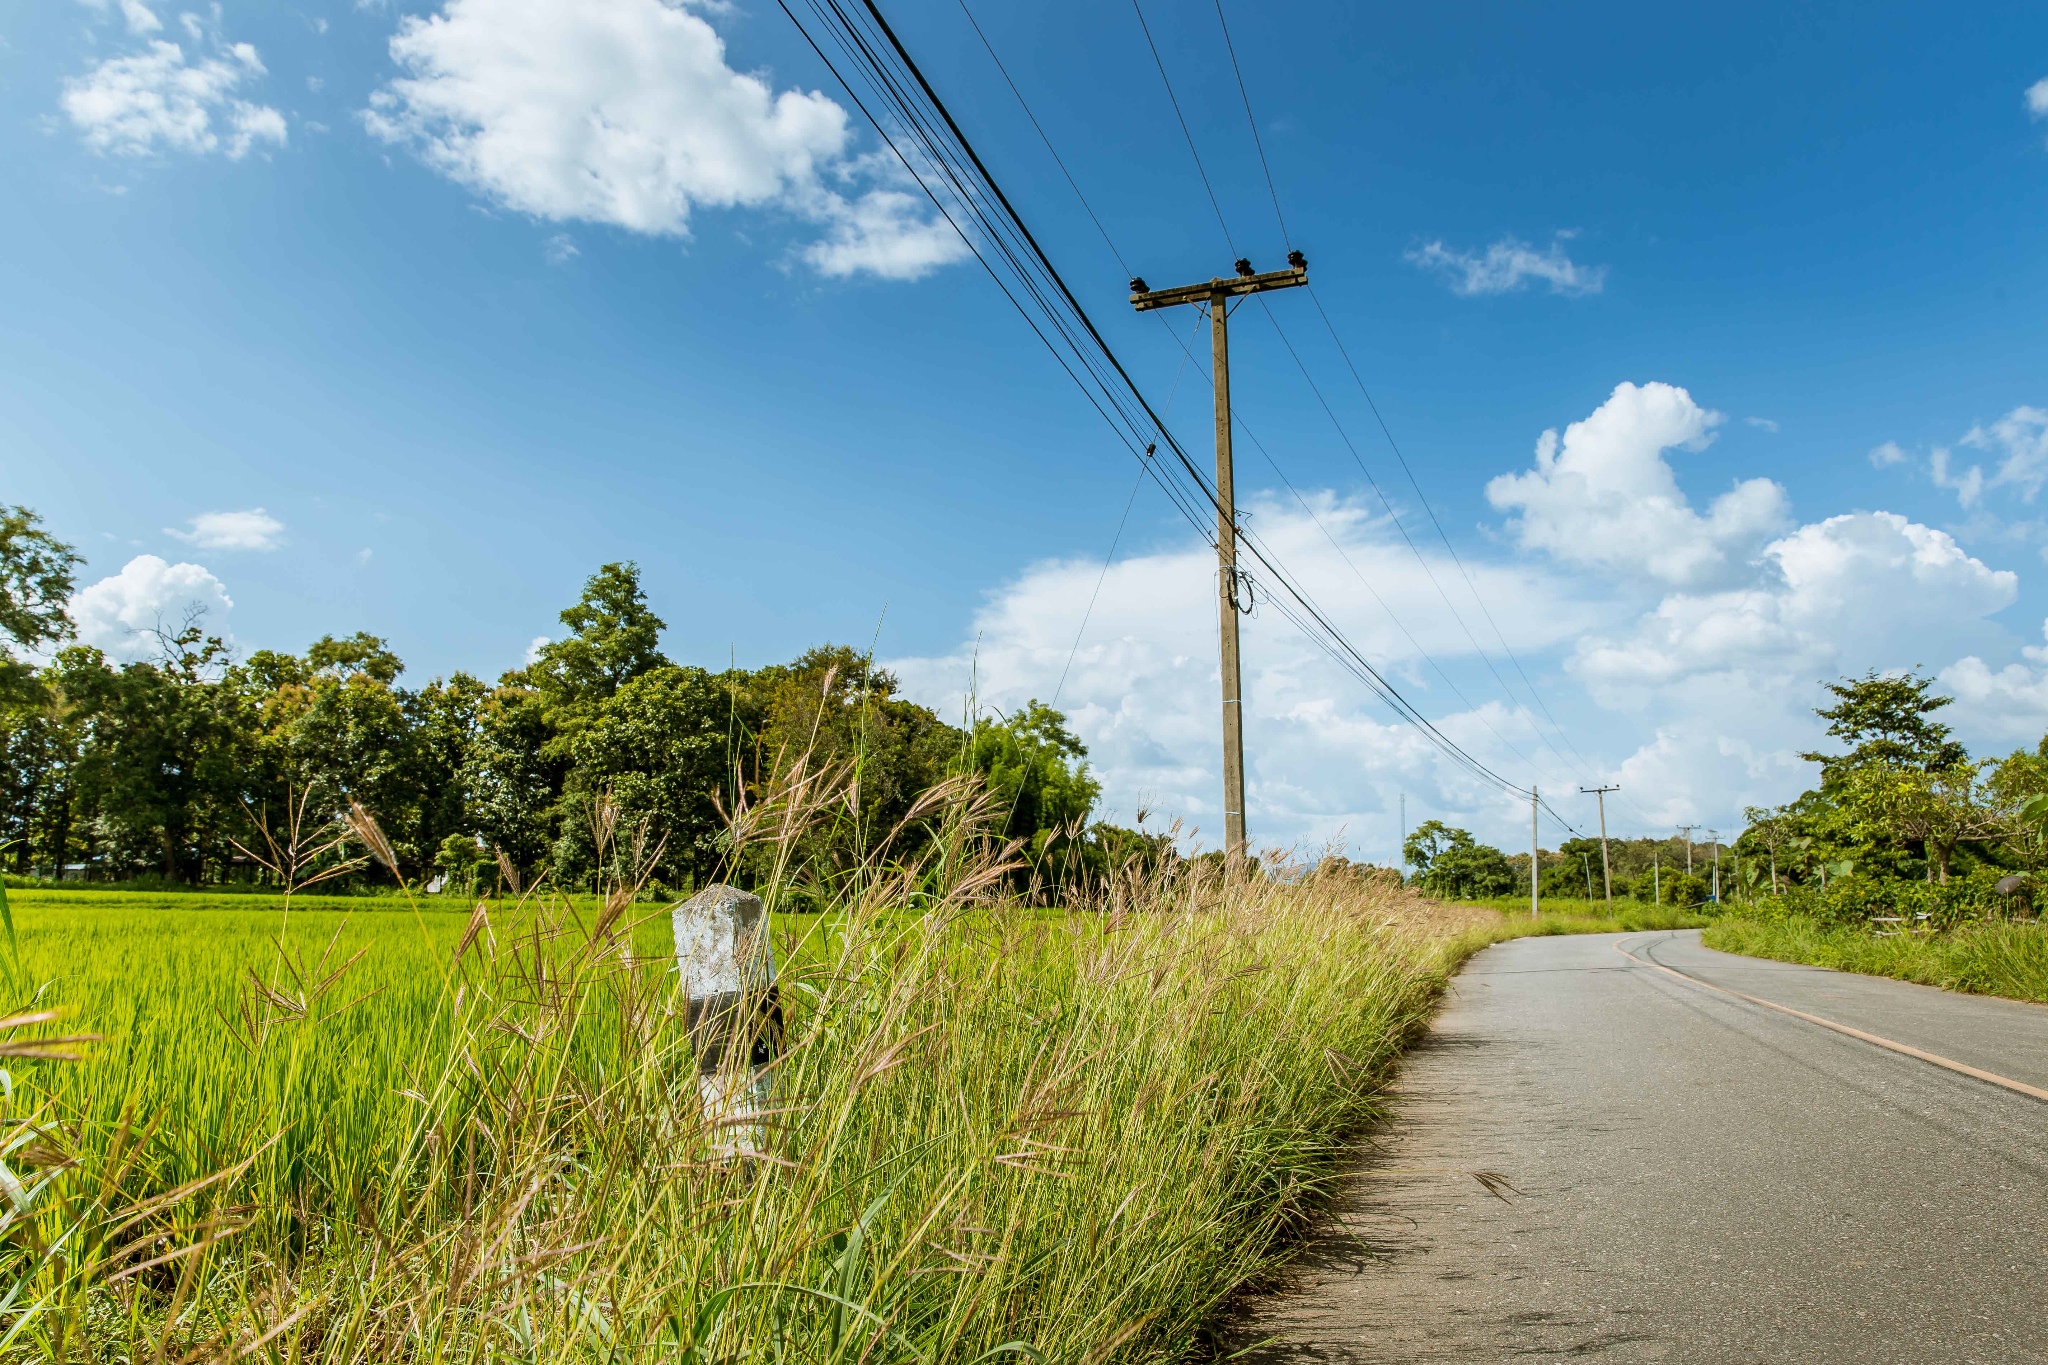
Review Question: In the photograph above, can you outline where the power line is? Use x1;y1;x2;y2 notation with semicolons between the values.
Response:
781;0;1546;809
1210;0;1288;247
1055;311;1205;707
1129;0;1237;255
1177;7;1610;801
1301;283;1604;785
950;1;1577;808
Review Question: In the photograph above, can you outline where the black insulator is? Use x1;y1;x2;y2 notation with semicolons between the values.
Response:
1234;258;1254;278
1129;276;1149;294
1287;249;1307;270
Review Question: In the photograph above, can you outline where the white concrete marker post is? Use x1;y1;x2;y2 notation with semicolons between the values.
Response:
674;883;780;1159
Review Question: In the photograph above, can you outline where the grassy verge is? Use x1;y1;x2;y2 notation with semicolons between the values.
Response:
1703;914;2048;1004
0;797;1529;1363
1454;897;1714;935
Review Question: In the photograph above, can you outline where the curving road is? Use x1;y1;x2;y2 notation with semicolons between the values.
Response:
1224;929;2048;1363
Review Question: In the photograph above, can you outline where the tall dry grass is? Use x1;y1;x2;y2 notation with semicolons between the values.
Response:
2;764;1491;1363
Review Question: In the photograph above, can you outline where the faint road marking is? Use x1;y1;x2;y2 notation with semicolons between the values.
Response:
1613;935;2048;1104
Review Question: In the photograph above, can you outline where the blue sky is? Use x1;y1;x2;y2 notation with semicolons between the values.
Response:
9;0;2048;856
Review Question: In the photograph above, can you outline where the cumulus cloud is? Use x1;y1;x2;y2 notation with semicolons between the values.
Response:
362;0;969;280
1869;440;1908;467
70;555;234;663
893;492;1601;854
166;508;285;551
1937;614;2048;743
1406;233;1606;297
62;9;287;161
1486;381;1789;585
1570;513;2016;700
899;378;2048;855
2029;77;2048;123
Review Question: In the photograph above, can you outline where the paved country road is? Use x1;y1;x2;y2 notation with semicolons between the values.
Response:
1223;929;2048;1364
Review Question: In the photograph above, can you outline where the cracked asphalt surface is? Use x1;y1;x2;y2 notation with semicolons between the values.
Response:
1220;929;2048;1363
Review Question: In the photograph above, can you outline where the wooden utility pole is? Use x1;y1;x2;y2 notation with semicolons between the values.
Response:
1131;254;1307;862
1581;784;1619;908
1529;785;1540;919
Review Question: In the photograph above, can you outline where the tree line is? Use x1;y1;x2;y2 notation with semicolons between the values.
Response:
1401;669;2048;910
0;508;1166;895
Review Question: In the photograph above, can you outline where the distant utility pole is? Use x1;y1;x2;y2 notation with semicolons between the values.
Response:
1131;253;1308;863
1529;786;1540;919
1399;791;1407;877
1676;825;1697;875
1708;829;1722;903
1653;850;1661;905
1581;852;1595;898
1581;784;1619;908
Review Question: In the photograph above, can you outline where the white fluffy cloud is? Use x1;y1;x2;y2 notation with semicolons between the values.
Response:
62;7;287;161
2028;77;2048;122
1486;381;1789;585
165;507;285;551
1406;233;1606;296
1570;512;2016;702
362;0;969;280
893;493;1602;854
902;381;2048;856
70;555;234;663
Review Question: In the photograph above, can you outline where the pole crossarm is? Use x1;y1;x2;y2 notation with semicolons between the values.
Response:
1130;263;1307;312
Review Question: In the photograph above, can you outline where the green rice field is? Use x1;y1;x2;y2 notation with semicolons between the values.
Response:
2;867;1503;1363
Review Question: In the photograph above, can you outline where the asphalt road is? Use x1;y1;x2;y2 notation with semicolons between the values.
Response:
1222;929;2048;1363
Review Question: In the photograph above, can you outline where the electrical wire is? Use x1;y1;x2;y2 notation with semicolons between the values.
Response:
1211;0;1288;247
1171;1;1624;819
1129;0;1237;255
1302;284;1609;788
780;0;1550;812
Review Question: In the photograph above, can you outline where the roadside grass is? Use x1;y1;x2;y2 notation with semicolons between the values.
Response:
1456;897;1713;936
0;784;1517;1363
1703;914;2048;1004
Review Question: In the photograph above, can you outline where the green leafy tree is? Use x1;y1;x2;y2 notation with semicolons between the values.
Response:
305;631;404;685
0;506;81;705
564;664;739;890
1403;820;1515;899
745;646;959;876
968;701;1101;880
1843;760;2005;883
1739;805;1798;893
1802;670;1966;780
1401;819;1459;877
531;563;668;726
463;681;562;882
60;629;256;882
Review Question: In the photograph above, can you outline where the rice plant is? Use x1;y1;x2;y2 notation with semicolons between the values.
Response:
0;770;1501;1363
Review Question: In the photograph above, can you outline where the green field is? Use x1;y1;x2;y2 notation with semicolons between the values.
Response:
3;872;1513;1363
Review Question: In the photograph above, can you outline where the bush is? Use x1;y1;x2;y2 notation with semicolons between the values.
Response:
1666;872;1709;908
1728;867;2025;930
